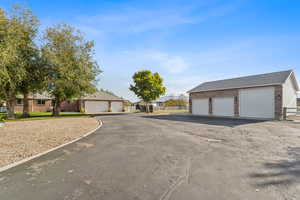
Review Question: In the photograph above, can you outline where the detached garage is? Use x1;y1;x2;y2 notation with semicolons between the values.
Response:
188;70;299;120
79;91;124;113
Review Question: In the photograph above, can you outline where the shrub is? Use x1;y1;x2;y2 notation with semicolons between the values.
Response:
0;114;6;122
80;108;85;113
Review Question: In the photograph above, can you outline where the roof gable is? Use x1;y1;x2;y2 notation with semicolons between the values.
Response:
286;71;299;91
81;91;123;101
188;70;293;93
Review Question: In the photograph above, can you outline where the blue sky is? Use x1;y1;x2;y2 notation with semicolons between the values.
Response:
2;0;300;101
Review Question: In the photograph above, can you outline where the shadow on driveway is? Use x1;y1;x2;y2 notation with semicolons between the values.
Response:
249;147;300;187
142;114;265;127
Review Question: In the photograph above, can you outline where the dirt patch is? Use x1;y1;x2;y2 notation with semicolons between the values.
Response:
0;118;99;168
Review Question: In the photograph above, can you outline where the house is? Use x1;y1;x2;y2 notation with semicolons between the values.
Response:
60;91;124;113
9;90;124;113
188;70;299;120
15;93;52;113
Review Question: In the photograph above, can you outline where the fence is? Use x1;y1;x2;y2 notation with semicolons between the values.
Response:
153;106;188;111
126;106;137;112
283;107;300;121
125;105;188;113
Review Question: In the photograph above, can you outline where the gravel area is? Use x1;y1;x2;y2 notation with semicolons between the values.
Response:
0;117;99;168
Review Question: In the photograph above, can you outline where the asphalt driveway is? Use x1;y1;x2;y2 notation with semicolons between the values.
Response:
1;113;300;200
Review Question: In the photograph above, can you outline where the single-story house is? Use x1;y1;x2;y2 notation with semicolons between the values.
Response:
7;91;124;113
188;70;299;120
15;93;52;113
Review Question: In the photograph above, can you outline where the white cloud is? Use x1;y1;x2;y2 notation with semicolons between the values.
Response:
76;8;195;35
146;51;189;73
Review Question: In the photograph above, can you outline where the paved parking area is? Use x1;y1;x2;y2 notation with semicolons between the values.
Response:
0;113;300;200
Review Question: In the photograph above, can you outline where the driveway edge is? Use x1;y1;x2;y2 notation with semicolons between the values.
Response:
0;118;103;173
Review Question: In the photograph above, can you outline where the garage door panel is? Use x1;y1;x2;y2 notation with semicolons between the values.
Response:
239;87;274;119
213;97;234;117
85;101;109;113
111;102;123;112
192;98;209;115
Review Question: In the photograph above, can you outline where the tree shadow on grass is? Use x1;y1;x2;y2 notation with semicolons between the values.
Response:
142;114;265;127
249;147;300;188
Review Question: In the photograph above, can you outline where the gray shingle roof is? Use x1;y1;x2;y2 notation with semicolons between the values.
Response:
188;70;293;93
81;91;123;101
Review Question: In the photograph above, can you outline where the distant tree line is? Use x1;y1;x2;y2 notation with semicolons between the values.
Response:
0;5;101;119
164;99;187;107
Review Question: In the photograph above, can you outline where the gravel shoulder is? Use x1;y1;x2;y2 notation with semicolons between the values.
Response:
0;117;99;168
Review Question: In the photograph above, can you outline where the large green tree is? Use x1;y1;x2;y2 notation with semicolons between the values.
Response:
42;23;100;116
19;47;49;117
129;70;166;112
0;6;39;119
11;7;47;118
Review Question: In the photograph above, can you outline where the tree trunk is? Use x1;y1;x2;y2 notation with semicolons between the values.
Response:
22;92;30;118
145;103;149;113
52;97;61;116
6;90;16;119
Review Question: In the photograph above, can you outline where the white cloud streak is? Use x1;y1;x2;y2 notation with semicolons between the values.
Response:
76;8;195;36
145;51;189;73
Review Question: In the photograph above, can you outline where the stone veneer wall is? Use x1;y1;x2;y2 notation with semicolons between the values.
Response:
274;85;283;120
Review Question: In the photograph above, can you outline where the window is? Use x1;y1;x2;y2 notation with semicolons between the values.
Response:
37;99;46;105
16;99;23;105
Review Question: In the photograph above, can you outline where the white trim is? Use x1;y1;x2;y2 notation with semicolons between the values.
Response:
286;71;300;91
0;119;102;173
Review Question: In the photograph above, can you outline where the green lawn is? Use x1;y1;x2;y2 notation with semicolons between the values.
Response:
0;112;87;122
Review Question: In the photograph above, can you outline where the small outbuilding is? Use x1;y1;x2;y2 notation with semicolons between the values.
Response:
188;70;299;120
80;91;124;113
60;91;125;113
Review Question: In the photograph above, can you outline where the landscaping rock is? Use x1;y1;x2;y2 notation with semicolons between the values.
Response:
0;118;98;168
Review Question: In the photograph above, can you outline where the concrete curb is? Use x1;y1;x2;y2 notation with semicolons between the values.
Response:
0;118;103;173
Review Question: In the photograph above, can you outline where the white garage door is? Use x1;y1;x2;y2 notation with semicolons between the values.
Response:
239;87;275;119
111;102;123;112
192;98;209;115
85;101;109;113
212;97;234;117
